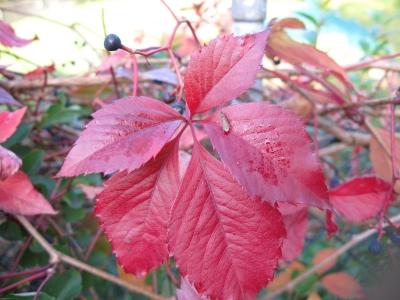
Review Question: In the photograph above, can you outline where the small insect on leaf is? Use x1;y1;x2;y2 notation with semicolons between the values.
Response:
220;111;230;133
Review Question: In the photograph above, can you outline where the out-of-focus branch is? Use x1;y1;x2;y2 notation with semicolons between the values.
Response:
317;118;370;146
14;215;167;300
264;213;400;299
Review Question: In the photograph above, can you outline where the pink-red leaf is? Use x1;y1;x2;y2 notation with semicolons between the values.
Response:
0;171;56;215
370;128;400;193
177;277;209;300
0;107;27;143
266;31;347;79
320;272;366;299
184;29;271;116
329;176;393;222
95;138;180;279
0;146;22;181
169;140;286;300
96;49;128;72
23;64;56;79
0;87;22;107
278;202;308;262
272;18;306;30
202;103;330;210
0;20;38;48
56;97;185;177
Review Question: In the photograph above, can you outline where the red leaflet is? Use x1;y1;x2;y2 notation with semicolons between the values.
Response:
202;103;330;210
278;202;308;262
184;29;271;115
0;171;56;215
320;272;366;299
169;141;286;300
329;177;393;222
56;97;185;177
0;146;22;181
177;277;209;300
23;64;56;79
0;20;38;48
96;49;128;72
0;107;27;143
0;87;22;107
76;184;104;200
95;138;180;279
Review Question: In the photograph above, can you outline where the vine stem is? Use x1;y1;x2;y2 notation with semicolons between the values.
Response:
13;215;167;300
263;213;400;299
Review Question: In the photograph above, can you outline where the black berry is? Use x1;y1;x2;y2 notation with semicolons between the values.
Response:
162;92;176;104
273;57;281;65
171;103;185;115
368;240;382;254
104;34;121;51
390;232;400;244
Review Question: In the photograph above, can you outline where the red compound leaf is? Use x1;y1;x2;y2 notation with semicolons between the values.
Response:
278;202;308;262
202;103;330;210
0;20;38;48
169;139;286;300
184;28;271;116
56;97;185;177
0;107;27;143
95;137;180;279
329;176;393;222
0;146;21;181
0;171;56;215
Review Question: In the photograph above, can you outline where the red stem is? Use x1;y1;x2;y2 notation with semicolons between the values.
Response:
0;271;47;294
33;270;55;300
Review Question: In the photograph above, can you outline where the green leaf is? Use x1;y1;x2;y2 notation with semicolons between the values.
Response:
39;94;81;128
31;176;56;200
22;150;45;175
12;145;32;159
0;220;24;241
42;269;82;300
1;122;31;148
2;293;55;300
87;249;108;267
61;203;86;222
295;273;319;296
62;188;85;209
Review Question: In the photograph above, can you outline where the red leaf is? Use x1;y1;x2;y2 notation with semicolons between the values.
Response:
56;97;185;177
0;87;22;107
0;20;38;48
184;29;271;115
370;128;400;193
312;248;337;275
177;277;209;300
0;171;56;215
23;64;56;79
202;103;330;210
95;138;180;279
76;183;104;200
96;49;128;72
320;272;366;299
329;177;393;222
272;18;306;30
0;107;27;143
278;202;308;262
0;146;22;181
169;140;286;300
266;31;348;79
